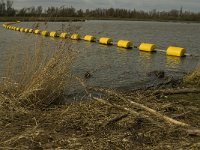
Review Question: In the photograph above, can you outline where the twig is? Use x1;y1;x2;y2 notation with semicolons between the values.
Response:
103;114;129;127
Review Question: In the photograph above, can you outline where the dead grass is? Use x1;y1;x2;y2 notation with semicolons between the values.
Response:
0;89;199;149
184;66;200;87
0;39;76;116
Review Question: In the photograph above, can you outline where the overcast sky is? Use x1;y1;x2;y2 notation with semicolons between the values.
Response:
13;0;200;12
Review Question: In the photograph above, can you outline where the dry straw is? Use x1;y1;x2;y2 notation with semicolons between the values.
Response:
0;39;76;110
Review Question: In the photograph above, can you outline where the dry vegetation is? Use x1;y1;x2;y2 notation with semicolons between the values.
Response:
184;67;200;87
0;37;200;149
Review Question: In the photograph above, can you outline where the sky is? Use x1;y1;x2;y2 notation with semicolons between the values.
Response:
13;0;200;12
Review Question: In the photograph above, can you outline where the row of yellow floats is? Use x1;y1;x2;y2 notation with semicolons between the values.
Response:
3;23;186;57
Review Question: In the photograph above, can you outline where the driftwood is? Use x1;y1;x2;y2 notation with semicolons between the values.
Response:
94;97;158;126
93;88;200;136
94;97;189;127
94;96;200;136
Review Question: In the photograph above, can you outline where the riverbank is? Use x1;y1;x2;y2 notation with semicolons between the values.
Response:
1;16;200;23
0;17;85;22
0;69;200;149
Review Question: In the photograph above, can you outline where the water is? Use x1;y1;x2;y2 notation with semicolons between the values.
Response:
0;20;200;90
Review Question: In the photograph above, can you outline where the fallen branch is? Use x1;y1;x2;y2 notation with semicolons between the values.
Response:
103;114;129;127
95;89;190;127
94;96;200;136
95;97;139;116
94;97;158;126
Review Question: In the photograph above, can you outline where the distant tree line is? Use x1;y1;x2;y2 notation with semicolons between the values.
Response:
1;0;200;21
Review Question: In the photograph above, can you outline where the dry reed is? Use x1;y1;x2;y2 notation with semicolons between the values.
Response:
0;39;76;111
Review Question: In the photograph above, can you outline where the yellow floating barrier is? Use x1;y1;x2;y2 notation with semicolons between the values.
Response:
16;27;20;31
117;40;133;49
20;28;25;32
99;37;113;45
166;46;186;57
50;32;58;37
139;43;156;52
24;28;29;33
60;32;68;38
29;29;33;33
34;29;40;34
41;30;49;36
84;35;96;42
71;34;81;40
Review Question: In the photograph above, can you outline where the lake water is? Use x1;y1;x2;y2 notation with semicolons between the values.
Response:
0;20;200;91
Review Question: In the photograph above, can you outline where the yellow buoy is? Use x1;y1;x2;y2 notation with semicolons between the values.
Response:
16;28;20;31
71;34;81;40
60;32;68;38
24;28;29;33
41;31;49;36
50;32;58;37
84;35;96;42
166;46;186;57
99;37;113;45
34;29;40;34
139;43;156;52
20;28;25;32
117;40;133;49
29;29;33;33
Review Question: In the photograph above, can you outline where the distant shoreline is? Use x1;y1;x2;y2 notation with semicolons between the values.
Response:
1;17;200;23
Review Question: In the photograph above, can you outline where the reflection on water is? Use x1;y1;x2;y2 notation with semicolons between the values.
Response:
166;56;182;69
0;20;200;89
117;47;132;53
139;51;153;61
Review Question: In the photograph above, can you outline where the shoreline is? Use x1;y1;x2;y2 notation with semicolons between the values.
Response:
1;17;200;23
